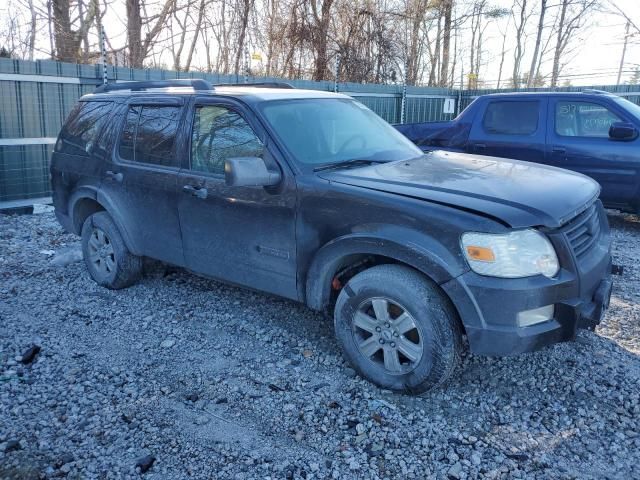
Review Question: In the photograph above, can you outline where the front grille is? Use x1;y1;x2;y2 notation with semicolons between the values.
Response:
563;202;602;259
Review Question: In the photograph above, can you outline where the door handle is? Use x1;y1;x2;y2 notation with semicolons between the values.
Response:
474;143;486;150
551;146;567;154
182;184;208;199
105;170;123;183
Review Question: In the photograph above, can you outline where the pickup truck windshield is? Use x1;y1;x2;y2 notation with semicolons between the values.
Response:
613;96;640;122
260;98;422;168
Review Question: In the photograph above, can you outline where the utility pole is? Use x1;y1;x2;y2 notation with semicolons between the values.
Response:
400;59;408;124
99;26;108;85
617;21;631;85
244;47;250;84
334;54;340;93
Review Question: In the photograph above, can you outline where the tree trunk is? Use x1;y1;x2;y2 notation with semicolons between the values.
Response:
234;0;253;75
27;0;37;61
527;0;546;87
439;0;452;87
126;0;143;67
551;0;568;87
311;0;334;81
52;0;75;61
512;0;528;88
184;0;205;72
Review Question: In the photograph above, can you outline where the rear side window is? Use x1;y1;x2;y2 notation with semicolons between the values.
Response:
58;101;113;155
555;101;622;138
483;101;539;135
118;105;181;167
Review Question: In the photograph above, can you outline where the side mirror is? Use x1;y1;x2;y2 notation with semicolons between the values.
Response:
609;122;638;141
224;157;281;187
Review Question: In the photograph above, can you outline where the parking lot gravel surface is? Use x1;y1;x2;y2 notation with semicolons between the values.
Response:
1;209;639;480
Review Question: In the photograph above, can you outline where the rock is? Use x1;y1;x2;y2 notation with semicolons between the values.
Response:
4;440;22;453
194;415;210;426
447;462;462;479
55;453;75;468
50;248;83;267
160;339;175;349
20;344;41;364
135;455;156;473
185;392;199;402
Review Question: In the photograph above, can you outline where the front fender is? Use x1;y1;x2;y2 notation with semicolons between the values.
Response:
305;226;467;310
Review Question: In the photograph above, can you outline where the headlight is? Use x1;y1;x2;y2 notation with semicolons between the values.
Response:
461;229;559;278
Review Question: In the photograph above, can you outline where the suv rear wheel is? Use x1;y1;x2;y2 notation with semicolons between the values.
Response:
81;212;142;289
334;264;462;394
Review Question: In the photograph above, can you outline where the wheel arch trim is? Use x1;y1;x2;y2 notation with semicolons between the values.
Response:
304;231;465;311
68;188;139;255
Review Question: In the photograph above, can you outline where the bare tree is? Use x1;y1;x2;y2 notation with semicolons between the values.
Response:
550;0;598;87
511;0;531;88
126;0;176;68
52;0;98;62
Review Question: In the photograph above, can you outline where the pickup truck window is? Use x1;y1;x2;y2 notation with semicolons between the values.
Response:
613;96;640;122
190;106;264;175
482;101;539;135
555;101;621;138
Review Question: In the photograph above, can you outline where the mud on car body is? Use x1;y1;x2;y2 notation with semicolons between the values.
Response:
51;79;613;393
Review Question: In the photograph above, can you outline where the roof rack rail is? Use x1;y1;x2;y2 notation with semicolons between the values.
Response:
94;79;212;93
582;89;611;95
215;82;295;89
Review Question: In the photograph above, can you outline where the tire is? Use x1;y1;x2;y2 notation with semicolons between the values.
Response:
334;264;462;394
81;211;142;289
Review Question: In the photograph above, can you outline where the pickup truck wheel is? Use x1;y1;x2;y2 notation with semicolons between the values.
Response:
334;264;462;394
81;212;142;289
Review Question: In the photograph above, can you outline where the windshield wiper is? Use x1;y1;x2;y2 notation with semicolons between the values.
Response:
313;159;386;172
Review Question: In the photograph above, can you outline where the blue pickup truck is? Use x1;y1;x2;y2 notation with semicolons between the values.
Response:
396;90;640;213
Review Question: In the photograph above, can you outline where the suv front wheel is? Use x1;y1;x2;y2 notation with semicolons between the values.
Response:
334;264;462;394
81;211;143;289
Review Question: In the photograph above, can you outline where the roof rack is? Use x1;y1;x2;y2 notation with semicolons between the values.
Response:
94;79;212;93
215;82;295;89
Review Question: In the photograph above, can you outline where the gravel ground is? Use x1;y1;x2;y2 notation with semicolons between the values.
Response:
1;209;639;480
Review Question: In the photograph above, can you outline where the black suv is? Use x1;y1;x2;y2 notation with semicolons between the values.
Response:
51;79;613;393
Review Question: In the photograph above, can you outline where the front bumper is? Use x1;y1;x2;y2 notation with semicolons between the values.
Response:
442;243;612;356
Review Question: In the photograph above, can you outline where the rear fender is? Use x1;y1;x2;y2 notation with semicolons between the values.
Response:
68;188;139;255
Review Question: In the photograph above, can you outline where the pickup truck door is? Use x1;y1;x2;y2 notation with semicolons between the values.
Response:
546;96;640;206
467;98;547;162
176;97;299;300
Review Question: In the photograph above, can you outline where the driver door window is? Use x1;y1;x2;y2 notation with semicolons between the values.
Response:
190;105;264;175
555;101;622;138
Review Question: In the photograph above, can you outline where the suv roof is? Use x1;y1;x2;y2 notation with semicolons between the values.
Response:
83;79;348;104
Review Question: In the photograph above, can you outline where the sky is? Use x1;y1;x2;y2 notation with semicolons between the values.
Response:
2;0;639;87
474;0;640;87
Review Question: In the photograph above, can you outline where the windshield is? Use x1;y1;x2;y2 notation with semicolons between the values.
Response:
260;98;423;168
613;96;640;122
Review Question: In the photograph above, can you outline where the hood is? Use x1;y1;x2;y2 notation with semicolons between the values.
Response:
318;151;600;228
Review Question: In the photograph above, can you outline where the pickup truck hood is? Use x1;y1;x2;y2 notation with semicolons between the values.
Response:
318;151;600;228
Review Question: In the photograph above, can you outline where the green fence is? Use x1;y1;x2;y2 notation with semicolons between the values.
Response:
0;57;639;204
